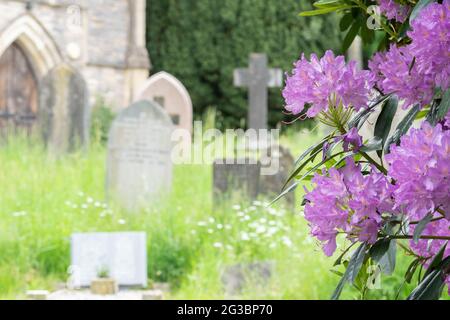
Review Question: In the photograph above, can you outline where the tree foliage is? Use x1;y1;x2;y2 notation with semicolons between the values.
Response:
147;0;343;129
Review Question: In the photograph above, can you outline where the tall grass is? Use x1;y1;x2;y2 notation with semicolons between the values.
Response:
0;132;443;300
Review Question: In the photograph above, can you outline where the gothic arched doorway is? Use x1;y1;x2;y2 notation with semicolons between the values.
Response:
0;43;38;137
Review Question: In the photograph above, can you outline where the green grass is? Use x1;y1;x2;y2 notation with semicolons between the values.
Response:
0;133;445;300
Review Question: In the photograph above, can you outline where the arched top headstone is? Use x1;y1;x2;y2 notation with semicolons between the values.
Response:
136;71;193;134
106;100;174;211
38;63;89;153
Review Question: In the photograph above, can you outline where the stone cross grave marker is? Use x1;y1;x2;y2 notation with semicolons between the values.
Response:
234;53;282;130
39;63;89;152
70;232;147;287
106;100;174;211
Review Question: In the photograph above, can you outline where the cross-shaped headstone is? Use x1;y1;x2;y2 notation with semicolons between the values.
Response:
234;53;282;130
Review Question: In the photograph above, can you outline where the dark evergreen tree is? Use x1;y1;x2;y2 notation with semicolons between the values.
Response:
147;0;343;129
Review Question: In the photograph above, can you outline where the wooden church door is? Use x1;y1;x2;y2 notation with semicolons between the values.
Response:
0;43;38;137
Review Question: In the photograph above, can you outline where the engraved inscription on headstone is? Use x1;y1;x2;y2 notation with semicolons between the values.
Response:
234;53;282;130
106;100;174;211
70;232;147;287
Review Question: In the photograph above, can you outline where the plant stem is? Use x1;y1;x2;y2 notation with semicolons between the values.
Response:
389;235;450;241
410;217;445;225
359;151;387;174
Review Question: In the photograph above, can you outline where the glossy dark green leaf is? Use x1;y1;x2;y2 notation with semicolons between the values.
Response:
378;240;397;275
349;94;391;129
369;238;397;275
360;137;383;152
331;242;368;300
384;105;421;154
342;20;361;52
405;259;421;284
374;95;398;157
413;213;434;243
369;238;391;262
437;88;450;122
360;24;374;44
407;267;447;300
339;13;353;31
423;242;448;279
398;19;411;40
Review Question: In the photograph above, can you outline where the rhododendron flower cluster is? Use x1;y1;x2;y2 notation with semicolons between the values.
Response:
369;2;450;109
369;45;435;109
377;0;410;23
386;123;450;221
289;0;450;298
283;50;372;117
408;1;450;90
304;159;395;256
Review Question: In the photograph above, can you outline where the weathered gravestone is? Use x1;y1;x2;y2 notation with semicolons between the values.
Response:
70;232;147;288
214;54;284;205
136;71;193;134
106;100;174;211
234;53;282;130
213;159;261;204
222;261;275;296
39;63;89;152
259;145;296;205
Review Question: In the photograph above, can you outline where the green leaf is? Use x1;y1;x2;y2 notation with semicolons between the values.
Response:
283;147;324;190
294;134;334;166
378;240;397;275
384;105;421;154
313;0;343;8
398;19;411;40
369;238;397;275
437;88;450;122
342;20;361;52
374;95;398;157
408;255;450;300
349;94;391;129
270;182;298;205
339;13;353;31
407;263;448;300
360;137;383;152
369;238;390;262
413;213;434;243
331;243;368;300
423;242;448;279
300;5;352;16
410;0;435;22
405;259;421;284
360;24;374;44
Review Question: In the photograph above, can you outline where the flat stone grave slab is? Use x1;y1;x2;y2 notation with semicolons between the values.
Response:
70;232;147;287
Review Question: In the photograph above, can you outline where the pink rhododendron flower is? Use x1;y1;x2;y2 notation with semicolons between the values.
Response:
304;159;396;256
377;0;410;22
283;50;373;118
342;128;363;152
369;45;435;109
386;122;450;221
408;1;450;90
